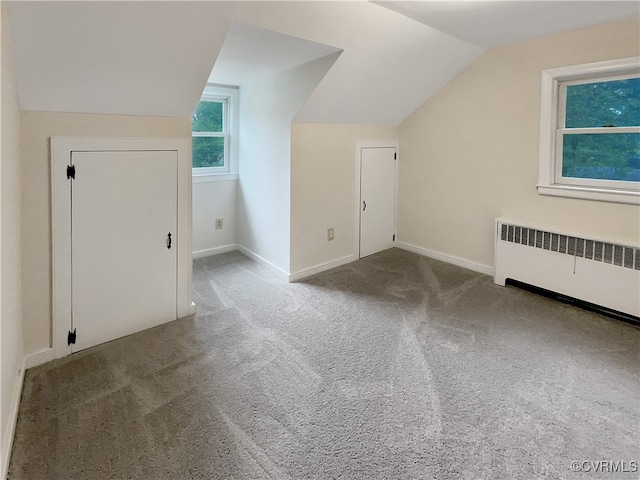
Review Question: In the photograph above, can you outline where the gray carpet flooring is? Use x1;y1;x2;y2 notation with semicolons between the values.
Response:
8;248;640;479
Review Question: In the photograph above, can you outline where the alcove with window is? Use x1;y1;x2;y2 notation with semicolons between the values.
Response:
192;84;239;178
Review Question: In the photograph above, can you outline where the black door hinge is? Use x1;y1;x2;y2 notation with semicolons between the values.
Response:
393;234;396;241
68;328;77;345
67;165;76;179
394;152;397;160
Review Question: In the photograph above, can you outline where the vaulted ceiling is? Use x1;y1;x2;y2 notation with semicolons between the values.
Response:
375;1;640;48
207;22;342;87
5;1;639;126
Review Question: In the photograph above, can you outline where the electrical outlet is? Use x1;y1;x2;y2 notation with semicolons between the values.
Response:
215;218;224;230
327;227;334;241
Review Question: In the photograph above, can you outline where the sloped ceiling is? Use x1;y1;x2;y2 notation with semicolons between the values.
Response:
208;23;342;87
5;1;236;117
230;1;484;125
5;1;484;124
5;1;638;126
375;1;640;48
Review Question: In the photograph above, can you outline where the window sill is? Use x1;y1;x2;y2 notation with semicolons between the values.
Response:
192;172;238;184
537;184;640;205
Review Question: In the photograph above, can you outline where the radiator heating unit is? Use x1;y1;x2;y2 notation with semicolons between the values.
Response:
494;218;640;319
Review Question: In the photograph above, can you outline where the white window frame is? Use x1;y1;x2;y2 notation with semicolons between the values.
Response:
192;84;239;182
538;57;640;205
192;96;228;173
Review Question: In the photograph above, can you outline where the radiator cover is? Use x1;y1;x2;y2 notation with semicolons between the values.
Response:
494;218;640;318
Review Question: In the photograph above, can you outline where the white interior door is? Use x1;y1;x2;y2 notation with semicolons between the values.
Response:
360;147;396;258
71;150;178;352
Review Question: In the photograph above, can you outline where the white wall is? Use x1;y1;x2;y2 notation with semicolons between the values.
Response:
192;179;237;257
20;111;190;356
238;52;340;274
398;17;640;270
290;123;398;274
1;2;24;475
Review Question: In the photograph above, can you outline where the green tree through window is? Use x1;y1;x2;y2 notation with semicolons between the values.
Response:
192;100;226;169
192;101;223;132
565;78;640;128
562;77;640;182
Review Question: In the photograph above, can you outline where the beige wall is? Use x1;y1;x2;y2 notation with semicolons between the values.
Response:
398;17;640;270
1;1;24;471
20;111;190;355
290;123;398;274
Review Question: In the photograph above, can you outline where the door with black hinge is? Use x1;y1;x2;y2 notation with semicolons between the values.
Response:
69;150;178;352
360;147;396;258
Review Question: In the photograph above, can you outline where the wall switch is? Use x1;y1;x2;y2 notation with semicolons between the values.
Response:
215;219;224;230
327;227;334;241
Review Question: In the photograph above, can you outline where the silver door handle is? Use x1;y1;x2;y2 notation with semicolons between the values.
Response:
363;201;367;211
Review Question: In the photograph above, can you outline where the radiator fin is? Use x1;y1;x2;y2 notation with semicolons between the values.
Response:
499;223;640;271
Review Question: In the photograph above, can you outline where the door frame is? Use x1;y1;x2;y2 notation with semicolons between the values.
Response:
353;140;399;259
51;137;192;359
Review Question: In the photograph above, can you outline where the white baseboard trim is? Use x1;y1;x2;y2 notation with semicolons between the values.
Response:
289;255;356;282
24;348;54;369
395;241;494;276
236;245;290;282
2;347;54;478
1;359;25;480
193;244;238;259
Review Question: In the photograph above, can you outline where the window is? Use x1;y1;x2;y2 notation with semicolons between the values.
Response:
538;57;640;204
192;98;227;170
191;85;238;178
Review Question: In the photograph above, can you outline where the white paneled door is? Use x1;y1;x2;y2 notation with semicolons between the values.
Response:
359;147;396;258
70;150;178;352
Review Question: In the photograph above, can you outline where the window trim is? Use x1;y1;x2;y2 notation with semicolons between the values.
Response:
192;84;239;178
538;57;640;205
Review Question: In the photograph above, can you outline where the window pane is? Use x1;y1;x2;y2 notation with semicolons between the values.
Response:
565;77;640;128
562;133;640;181
192;101;223;133
192;137;225;168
